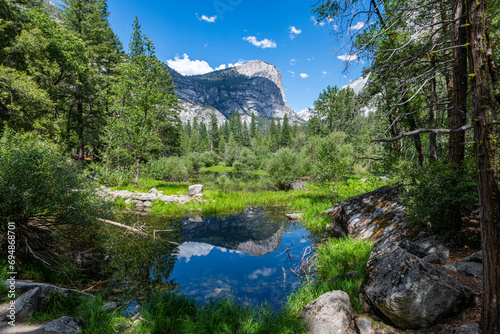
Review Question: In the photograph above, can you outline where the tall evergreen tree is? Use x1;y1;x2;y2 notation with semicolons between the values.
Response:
281;114;291;147
105;16;180;183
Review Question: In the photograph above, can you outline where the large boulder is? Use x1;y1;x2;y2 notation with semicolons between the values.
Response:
457;262;483;278
34;316;82;334
188;184;203;196
300;290;353;334
361;239;476;329
6;287;40;322
322;186;412;243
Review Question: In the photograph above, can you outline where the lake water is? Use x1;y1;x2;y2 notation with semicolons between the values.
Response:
106;207;313;309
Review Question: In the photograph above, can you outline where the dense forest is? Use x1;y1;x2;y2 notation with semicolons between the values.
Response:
1;0;499;332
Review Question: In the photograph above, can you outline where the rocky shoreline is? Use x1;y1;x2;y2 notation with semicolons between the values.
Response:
97;184;205;211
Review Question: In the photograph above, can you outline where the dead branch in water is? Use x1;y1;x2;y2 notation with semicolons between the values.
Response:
97;218;180;246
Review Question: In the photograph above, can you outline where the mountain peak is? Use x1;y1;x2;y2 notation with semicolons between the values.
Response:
236;60;286;104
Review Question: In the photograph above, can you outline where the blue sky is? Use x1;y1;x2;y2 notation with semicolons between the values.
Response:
104;0;366;113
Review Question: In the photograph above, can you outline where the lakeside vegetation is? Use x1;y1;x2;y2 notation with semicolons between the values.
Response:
1;0;499;332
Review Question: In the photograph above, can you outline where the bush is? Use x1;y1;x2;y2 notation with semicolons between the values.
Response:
308;132;354;183
200;151;220;167
87;162;134;187
0;129;109;268
265;148;309;190
184;152;203;173
394;160;478;236
146;157;189;182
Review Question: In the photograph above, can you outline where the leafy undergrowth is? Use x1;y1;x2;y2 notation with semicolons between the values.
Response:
29;292;127;334
287;237;374;315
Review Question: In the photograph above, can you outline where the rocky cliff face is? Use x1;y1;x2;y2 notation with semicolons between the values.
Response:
169;60;301;125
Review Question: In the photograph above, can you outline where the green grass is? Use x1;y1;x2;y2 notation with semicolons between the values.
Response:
137;291;308;334
112;179;189;196
0;266;9;303
29;292;128;334
287;237;373;314
148;175;385;232
200;166;235;172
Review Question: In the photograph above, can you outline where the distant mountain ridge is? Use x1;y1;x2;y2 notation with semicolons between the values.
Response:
167;60;302;125
296;74;371;122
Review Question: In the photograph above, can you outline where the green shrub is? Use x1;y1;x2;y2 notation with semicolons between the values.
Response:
394;160;478;236
265;148;309;190
200;151;220;167
310;132;354;183
146;157;189;182
0;130;109;268
184;152;203;173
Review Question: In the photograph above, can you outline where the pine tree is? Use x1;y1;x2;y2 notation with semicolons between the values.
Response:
281;114;291;147
250;113;257;138
209;112;220;152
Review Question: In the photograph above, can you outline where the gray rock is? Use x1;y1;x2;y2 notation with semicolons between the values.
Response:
463;251;482;263
102;301;117;313
401;237;450;259
285;213;302;220
359;178;368;183
379;176;389;182
361;239;476;329
34;316;81;334
149;188;158;194
423;253;445;264
453;323;481;334
189;184;203;196
443;264;457;271
322;186;410;242
300;290;353;334
457;262;483;278
124;198;132;205
160;195;176;203
143;201;152;207
355;318;372;334
290;181;307;190
8;287;40;322
188;215;203;223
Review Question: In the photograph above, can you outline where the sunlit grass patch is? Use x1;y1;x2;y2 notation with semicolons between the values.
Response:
287;237;373;314
200;165;235;173
137;291;307;334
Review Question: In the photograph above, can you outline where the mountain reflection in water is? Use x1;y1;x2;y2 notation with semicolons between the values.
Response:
171;207;311;307
107;207;312;308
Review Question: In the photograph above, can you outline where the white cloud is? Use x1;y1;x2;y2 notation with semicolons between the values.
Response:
290;58;297;65
243;36;277;49
289;26;302;39
177;242;214;263
338;54;359;61
248;267;276;280
311;16;334;27
216;64;227;70
322;70;328;75
287;70;295;77
349;22;365;31
300;73;309;78
200;14;217;23
215;60;245;71
166;54;214;75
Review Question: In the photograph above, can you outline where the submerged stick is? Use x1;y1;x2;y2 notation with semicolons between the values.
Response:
97;218;180;246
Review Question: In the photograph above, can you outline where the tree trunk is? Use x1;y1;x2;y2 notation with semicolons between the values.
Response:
406;110;426;167
76;100;85;162
468;0;500;331
448;0;468;166
428;7;438;162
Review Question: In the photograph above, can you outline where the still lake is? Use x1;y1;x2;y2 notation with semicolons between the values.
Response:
106;207;313;309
